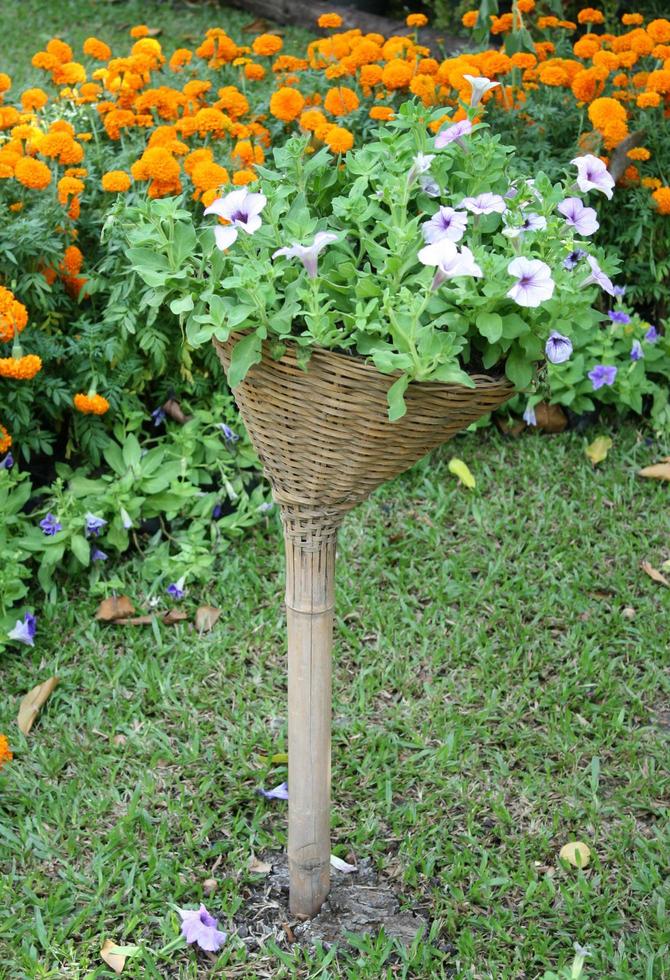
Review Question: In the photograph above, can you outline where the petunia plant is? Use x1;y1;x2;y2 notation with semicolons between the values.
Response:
127;94;619;419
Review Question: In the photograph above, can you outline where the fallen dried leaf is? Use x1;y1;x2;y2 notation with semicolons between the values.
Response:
242;17;272;32
249;855;272;875
203;878;218;896
534;402;568;433
162;608;188;625
448;457;475;489
195;605;221;633
95;595;135;622
17;677;59;735
638;462;670;481
100;939;125;974
112;734;127;746
162;397;192;424
641;560;670;587
114;615;154;625
330;854;357;873
622;607;636;620
145;27;162;36
559;841;591;868
495;416;525;438
585;435;612;466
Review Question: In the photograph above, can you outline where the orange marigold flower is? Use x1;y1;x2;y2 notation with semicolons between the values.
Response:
83;37;111;60
57;175;84;206
627;146;651;160
646;69;670;93
51;61;87;86
102;170;131;192
0;354;42;380
47;38;73;63
232;168;259;186
215;85;249;118
324;85;360;116
369;105;394;121
642;176;661;189
517;0;535;11
410;73;435;105
491;13;514;34
169;48;193;72
360;64;383;88
0;424;11;454
59;245;84;276
0;286;28;343
651;186;670;213
601;118;629;149
74;393;110;415
637;90;661;107
577;8;604;25
382;59;414;90
322;124;354;154
252;34;283;57
588;96;626;129
406;14;428;28
270;86;305;122
537;16;559;29
14;156;51;190
103;108;136;140
20;87;48;111
539;64;570;86
462;10;478;28
245;62;266;81
0;106;21;129
571;67;605;102
622;14;643;26
299;108;327;131
131;147;180;185
231;139;264;166
9;202;23;212
191;159;230;193
317;13;343;28
130;24;149;38
0;734;12;769
510;52;537;70
0;73;10;93
647;18;670;43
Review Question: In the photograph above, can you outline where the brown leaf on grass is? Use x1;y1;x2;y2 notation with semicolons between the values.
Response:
585;435;612;466
145;27;162;37
114;615;154;626
248;854;272;875
100;939;126;974
95;596;135;622
162;608;188;624
641;560;670;587
494;416;525;438
195;605;221;633
113;611;188;626
559;841;591;868
534;402;568;433
638;462;670;481
203;877;218;896
18;677;59;735
162;398;192;424
242;17;272;32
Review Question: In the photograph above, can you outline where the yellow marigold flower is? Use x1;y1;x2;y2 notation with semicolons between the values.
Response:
382;59;414;90
245;62;266;81
130;24;150;38
73;393;110;415
406;14;428;28
0;734;12;769
324;85;360;116
647;18;670;43
627;146;650;160
83;37;111;61
0;354;42;380
20;88;48;111
462;10;478;29
252;34;283;57
270;86;305;122
651;186;670;214
578;8;605;25
0;424;11;454
637;90;661;107
232;168;259;186
0;73;11;93
641;176;662;189
14;156;51;190
369;105;395;121
322;124;354;154
102;170;131;192
317;13;343;28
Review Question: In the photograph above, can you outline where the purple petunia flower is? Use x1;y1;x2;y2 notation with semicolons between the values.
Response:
257;501;274;513
463;74;500;107
503;212;547;238
167;576;186;599
419;174;440;197
581;255;616;296
421;206;468;244
507;257;555;308
151;406;166;426
458;192;507;215
212;502;223;519
557;197;599;236
523;403;537;426
630;339;644;361
588;364;618;389
608;310;631;325
1;453;14;469
91;548;108;561
178;905;227;952
8;612;37;646
545;331;573;364
418;239;483;290
435;118;472;149
205;188;267;251
217;423;239;443
571;154;615;199
645;325;659;343
612;285;626;297
85;513;107;537
272;231;338;279
258;782;289;800
407;152;435;186
39;513;62;536
563;248;587;271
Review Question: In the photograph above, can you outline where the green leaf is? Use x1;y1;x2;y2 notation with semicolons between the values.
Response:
476;312;503;344
387;374;410;421
505;345;533;389
227;333;262;388
170;295;194;315
70;534;90;567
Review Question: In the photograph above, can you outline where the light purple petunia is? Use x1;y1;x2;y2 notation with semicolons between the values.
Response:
272;231;338;279
85;513;107;537
8;612;37;647
563;248;587;271
571;154;615;199
91;548;108;561
178;905;227;952
507;257;555;307
0;453;12;469
463;74;500;107
258;781;289;800
218;422;239;443
645;325;659;343
418;239;483;289
435;118;472;149
588;364;618;389
39;513;62;536
557;197;599;236
523;403;537;426
151;406;166;426
581;255;616;296
421;206;468;244
407;152;435;185
608;310;631;325
545;331;573;364
167;576;186;599
503;213;547;238
419;174;440;197
612;285;626;297
459;192;507;215
630;339;644;361
205;188;267;251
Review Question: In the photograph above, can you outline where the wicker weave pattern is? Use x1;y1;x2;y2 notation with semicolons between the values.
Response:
214;336;513;541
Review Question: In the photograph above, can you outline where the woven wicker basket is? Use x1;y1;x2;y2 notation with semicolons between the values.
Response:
213;333;513;917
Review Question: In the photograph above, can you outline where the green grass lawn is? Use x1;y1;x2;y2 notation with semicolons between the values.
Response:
1;423;669;978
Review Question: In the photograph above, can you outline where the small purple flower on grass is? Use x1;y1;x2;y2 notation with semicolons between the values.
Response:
0;453;12;469
545;331;573;364
630;340;644;361
557;197;599;236
507;257;555;307
272;231;338;279
217;423;239;443
563;249;587;271
167;576;186;599
8;612;37;646
588;364;617;389
571;154;615;199
258;781;289;800
581;255;616;296
178;905;227;953
85;513;107;537
523;403;537;426
435;118;472;149
422;206;468;244
645;325;659;343
608;310;631;325
92;548;108;561
458;192;507;215
39;513;62;536
151;406;166;426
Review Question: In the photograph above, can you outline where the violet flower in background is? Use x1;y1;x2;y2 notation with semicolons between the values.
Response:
563;249;587;271
0;453;12;469
258;782;289;800
418;239;483;289
545;331;573;364
257;501;274;513
588;364;618;389
39;513;62;536
167;576;186;599
178;905;227;953
218;422;239;443
91;548;108;561
151;406;166;426
407;152;435;185
630;340;644;361
419;174;440;197
645;325;659;343
435;118;472;149
205;188;267;251
571;154;615;199
272;231;338;279
557;197;599;236
463;73;500;107
608;310;631;325
612;285;626;297
581;255;616;296
503;213;547;239
523;404;537;426
458;192;507;215
212;502;224;520
507;257;555;307
85;513;107;537
8;612;37;647
421;206;468;244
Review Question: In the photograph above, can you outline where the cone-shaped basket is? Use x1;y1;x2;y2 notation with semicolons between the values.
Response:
214;335;513;917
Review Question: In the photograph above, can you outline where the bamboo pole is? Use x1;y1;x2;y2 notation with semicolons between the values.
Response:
284;526;337;917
